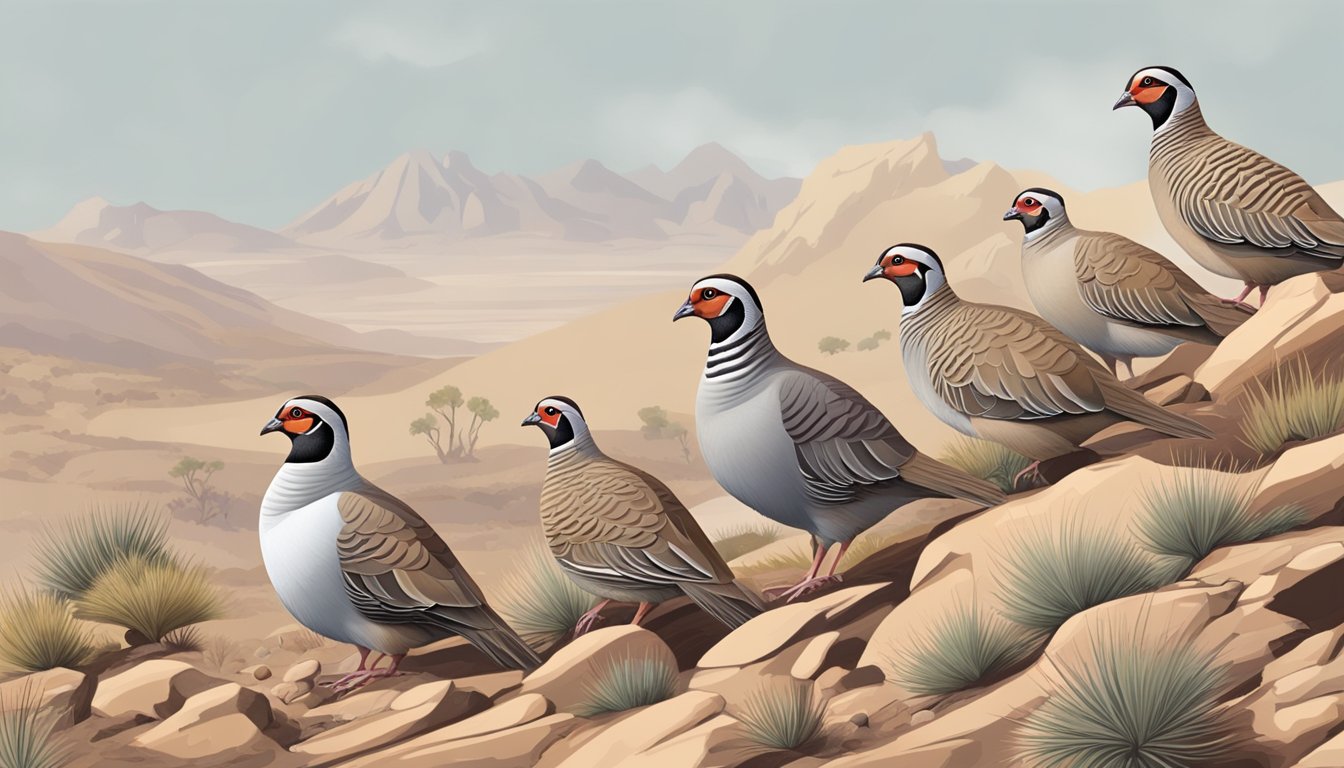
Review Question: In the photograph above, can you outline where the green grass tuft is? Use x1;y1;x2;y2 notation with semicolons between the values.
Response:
161;626;204;653
736;677;826;751
0;682;71;768
940;437;1033;494
1016;622;1235;767
1137;468;1308;570
74;556;223;643
0;588;92;673
995;519;1169;634
33;504;174;601
577;654;679;717
712;524;785;562
496;542;598;650
888;598;1040;695
1239;359;1344;455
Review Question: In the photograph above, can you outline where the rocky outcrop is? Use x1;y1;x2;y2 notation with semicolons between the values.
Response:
132;683;275;760
0;667;95;729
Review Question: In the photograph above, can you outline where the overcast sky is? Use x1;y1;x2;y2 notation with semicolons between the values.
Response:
3;1;1341;231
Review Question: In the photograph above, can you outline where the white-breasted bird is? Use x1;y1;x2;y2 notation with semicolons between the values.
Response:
674;274;1003;600
864;245;1213;484
523;395;763;632
259;395;539;689
1005;187;1252;378
1114;65;1344;306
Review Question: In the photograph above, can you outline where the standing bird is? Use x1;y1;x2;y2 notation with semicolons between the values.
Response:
259;395;540;689
1005;187;1252;378
1115;65;1344;306
864;245;1213;484
522;395;763;632
674;274;1003;600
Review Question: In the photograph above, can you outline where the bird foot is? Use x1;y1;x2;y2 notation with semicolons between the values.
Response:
330;667;401;694
1012;461;1043;491
573;607;606;637
776;574;843;603
1219;297;1258;313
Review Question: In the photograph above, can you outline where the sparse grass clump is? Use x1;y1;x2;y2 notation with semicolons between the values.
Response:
0;683;71;768
735;534;895;578
888;599;1039;696
736;677;826;751
34;504;173;601
161;626;203;653
996;520;1168;634
1016;623;1234;767
496;543;598;650
0;587;91;672
1239;359;1344;455
1137;468;1307;571
74;556;222;643
941;437;1033;494
712;524;785;562
202;635;243;673
577;654;679;717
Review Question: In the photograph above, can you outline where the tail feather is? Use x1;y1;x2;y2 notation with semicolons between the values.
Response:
681;581;764;629
1189;292;1255;337
901;452;1005;507
458;622;543;672
1101;378;1213;439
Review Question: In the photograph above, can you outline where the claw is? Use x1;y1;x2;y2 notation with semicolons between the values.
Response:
776;574;843;603
1012;460;1043;491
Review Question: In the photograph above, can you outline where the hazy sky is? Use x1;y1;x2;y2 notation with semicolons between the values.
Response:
3;1;1341;231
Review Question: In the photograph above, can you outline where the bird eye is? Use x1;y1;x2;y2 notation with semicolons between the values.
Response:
545;407;557;416
891;256;904;265
1023;198;1036;207
701;288;717;300
290;407;303;418
1141;76;1154;87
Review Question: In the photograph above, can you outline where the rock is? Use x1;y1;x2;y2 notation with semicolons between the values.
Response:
305;687;404;723
271;680;315;705
1295;731;1344;767
291;680;489;766
133;683;275;759
700;583;892;669
92;659;227;720
789;631;839;679
340;711;578;768
634;713;757;768
0;668;94;729
909;709;935;726
849;712;869;727
520;626;677;713
547;691;724;768
284;658;321;683
242;664;271;680
825;684;906;733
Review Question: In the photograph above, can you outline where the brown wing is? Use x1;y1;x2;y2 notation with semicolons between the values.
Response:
926;301;1110;421
336;488;498;632
546;458;735;587
1075;231;1211;328
1178;141;1344;261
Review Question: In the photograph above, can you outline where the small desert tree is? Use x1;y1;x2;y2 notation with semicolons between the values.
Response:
409;414;448;463
872;329;892;342
168;458;229;523
819;336;850;355
464;397;499;458
638;406;692;463
427;385;465;457
856;337;879;352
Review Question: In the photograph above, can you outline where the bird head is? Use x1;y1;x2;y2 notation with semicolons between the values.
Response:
1114;65;1196;131
863;244;948;315
522;395;589;451
673;273;765;344
260;395;350;464
1004;188;1067;237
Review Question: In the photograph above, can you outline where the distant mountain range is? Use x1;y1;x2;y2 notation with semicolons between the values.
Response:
33;144;801;255
283;143;801;247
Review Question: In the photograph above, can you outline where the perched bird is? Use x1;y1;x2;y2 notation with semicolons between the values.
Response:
674;274;1003;599
259;395;540;689
522;395;764;632
864;245;1213;484
1115;65;1344;306
1005;187;1252;378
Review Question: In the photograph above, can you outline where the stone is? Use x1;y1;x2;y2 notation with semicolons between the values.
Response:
550;691;724;768
91;659;226;719
909;709;935;726
789;631;839;679
0;668;94;729
699;583;890;668
340;712;579;768
849;712;869;727
271;680;315;705
284;658;321;683
1295;731;1344;767
242;664;271;680
291;680;489;766
133;683;275;759
519;625;677;713
634;713;757;768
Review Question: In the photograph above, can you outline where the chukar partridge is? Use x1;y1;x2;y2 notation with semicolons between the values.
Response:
523;395;763;632
864;245;1213;483
1006;187;1252;378
260;395;540;689
1115;65;1344;306
674;274;1003;600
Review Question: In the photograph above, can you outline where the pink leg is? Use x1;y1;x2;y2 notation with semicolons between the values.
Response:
574;599;611;637
1258;285;1269;306
333;653;405;693
1012;460;1042;490
776;541;841;602
631;602;654;625
330;646;373;690
824;541;852;578
1222;282;1256;311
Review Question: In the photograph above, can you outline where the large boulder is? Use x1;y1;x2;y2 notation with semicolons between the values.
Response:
132;683;275;760
91;659;227;720
519;625;677;713
0;668;95;729
540;691;724;768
